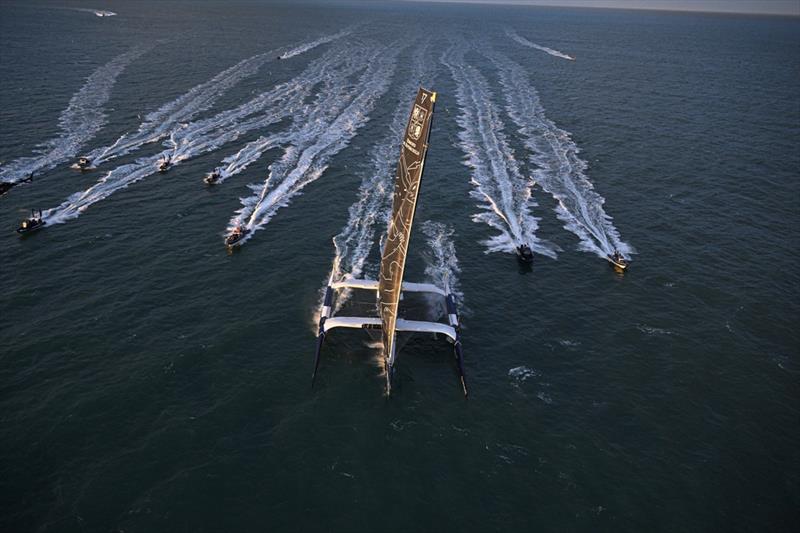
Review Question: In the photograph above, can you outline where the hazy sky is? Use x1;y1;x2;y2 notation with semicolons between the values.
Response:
405;0;800;16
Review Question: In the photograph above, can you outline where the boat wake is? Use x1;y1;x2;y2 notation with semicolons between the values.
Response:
279;29;351;59
42;43;360;224
72;8;117;17
421;221;463;303
226;42;402;246
442;45;556;258
212;135;287;184
506;29;575;61
486;50;633;258
84;31;349;168
0;45;151;185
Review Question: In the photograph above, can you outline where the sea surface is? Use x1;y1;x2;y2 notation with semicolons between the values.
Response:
1;1;798;531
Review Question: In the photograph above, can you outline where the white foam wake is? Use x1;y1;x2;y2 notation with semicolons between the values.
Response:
227;42;402;246
72;8;117;17
0;45;151;185
421;221;463;302
42;44;360;224
212;136;286;184
84;31;349;167
506;29;575;61
442;45;556;258
279;29;351;59
485;50;633;258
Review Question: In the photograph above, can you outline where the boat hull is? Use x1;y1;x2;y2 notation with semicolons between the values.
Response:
17;222;45;234
607;256;628;270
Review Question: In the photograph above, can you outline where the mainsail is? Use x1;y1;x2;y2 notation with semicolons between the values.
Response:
378;88;436;381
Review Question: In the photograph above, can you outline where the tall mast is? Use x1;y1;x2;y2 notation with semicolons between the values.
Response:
378;87;436;392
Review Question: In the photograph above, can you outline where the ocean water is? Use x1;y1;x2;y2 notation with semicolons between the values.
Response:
1;1;798;531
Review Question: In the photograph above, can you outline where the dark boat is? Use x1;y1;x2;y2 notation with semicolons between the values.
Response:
607;250;628;271
157;157;171;173
204;169;221;185
1;174;32;198
17;209;45;234
225;226;249;247
517;244;534;264
73;156;92;171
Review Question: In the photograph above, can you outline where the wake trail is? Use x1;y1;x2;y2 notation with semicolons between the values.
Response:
422;221;463;303
506;29;575;61
485;50;633;258
73;8;117;16
0;45;151;185
195;40;368;184
442;45;556;258
226;42;402;247
84;30;350;167
42;43;361;225
279;29;351;59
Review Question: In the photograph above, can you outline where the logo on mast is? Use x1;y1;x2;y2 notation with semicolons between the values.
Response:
408;105;427;141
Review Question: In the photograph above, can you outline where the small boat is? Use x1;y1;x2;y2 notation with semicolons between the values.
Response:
72;156;93;171
516;244;534;264
17;209;45;234
204;169;221;185
607;250;628;271
157;157;171;173
225;226;250;247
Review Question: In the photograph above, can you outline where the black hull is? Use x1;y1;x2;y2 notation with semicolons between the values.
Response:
17;222;45;234
225;230;250;247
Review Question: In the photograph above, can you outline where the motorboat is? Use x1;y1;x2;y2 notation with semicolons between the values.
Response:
516;244;534;264
204;169;221;185
607;250;628;271
225;226;249;247
17;210;45;234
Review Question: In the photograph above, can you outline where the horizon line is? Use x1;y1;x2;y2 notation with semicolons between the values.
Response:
398;0;800;17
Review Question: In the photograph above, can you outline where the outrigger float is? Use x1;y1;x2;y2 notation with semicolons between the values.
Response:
312;88;467;397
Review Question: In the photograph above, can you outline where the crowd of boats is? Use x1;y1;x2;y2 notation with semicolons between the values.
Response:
13;150;629;271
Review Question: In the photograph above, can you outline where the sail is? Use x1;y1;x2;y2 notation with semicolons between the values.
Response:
378;87;437;368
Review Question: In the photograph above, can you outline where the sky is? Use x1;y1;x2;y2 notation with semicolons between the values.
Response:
404;0;800;16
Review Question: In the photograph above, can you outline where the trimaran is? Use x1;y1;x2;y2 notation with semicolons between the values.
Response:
312;88;467;397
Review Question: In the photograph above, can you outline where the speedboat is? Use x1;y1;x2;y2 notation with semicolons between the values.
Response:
17;210;45;234
72;156;92;171
0;174;33;197
516;244;534;264
157;158;171;173
204;169;221;185
607;250;628;271
225;226;250;247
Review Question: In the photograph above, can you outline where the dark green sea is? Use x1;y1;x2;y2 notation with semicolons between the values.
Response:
1;1;798;531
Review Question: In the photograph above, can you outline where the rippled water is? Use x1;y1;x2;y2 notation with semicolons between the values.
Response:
1;2;798;531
